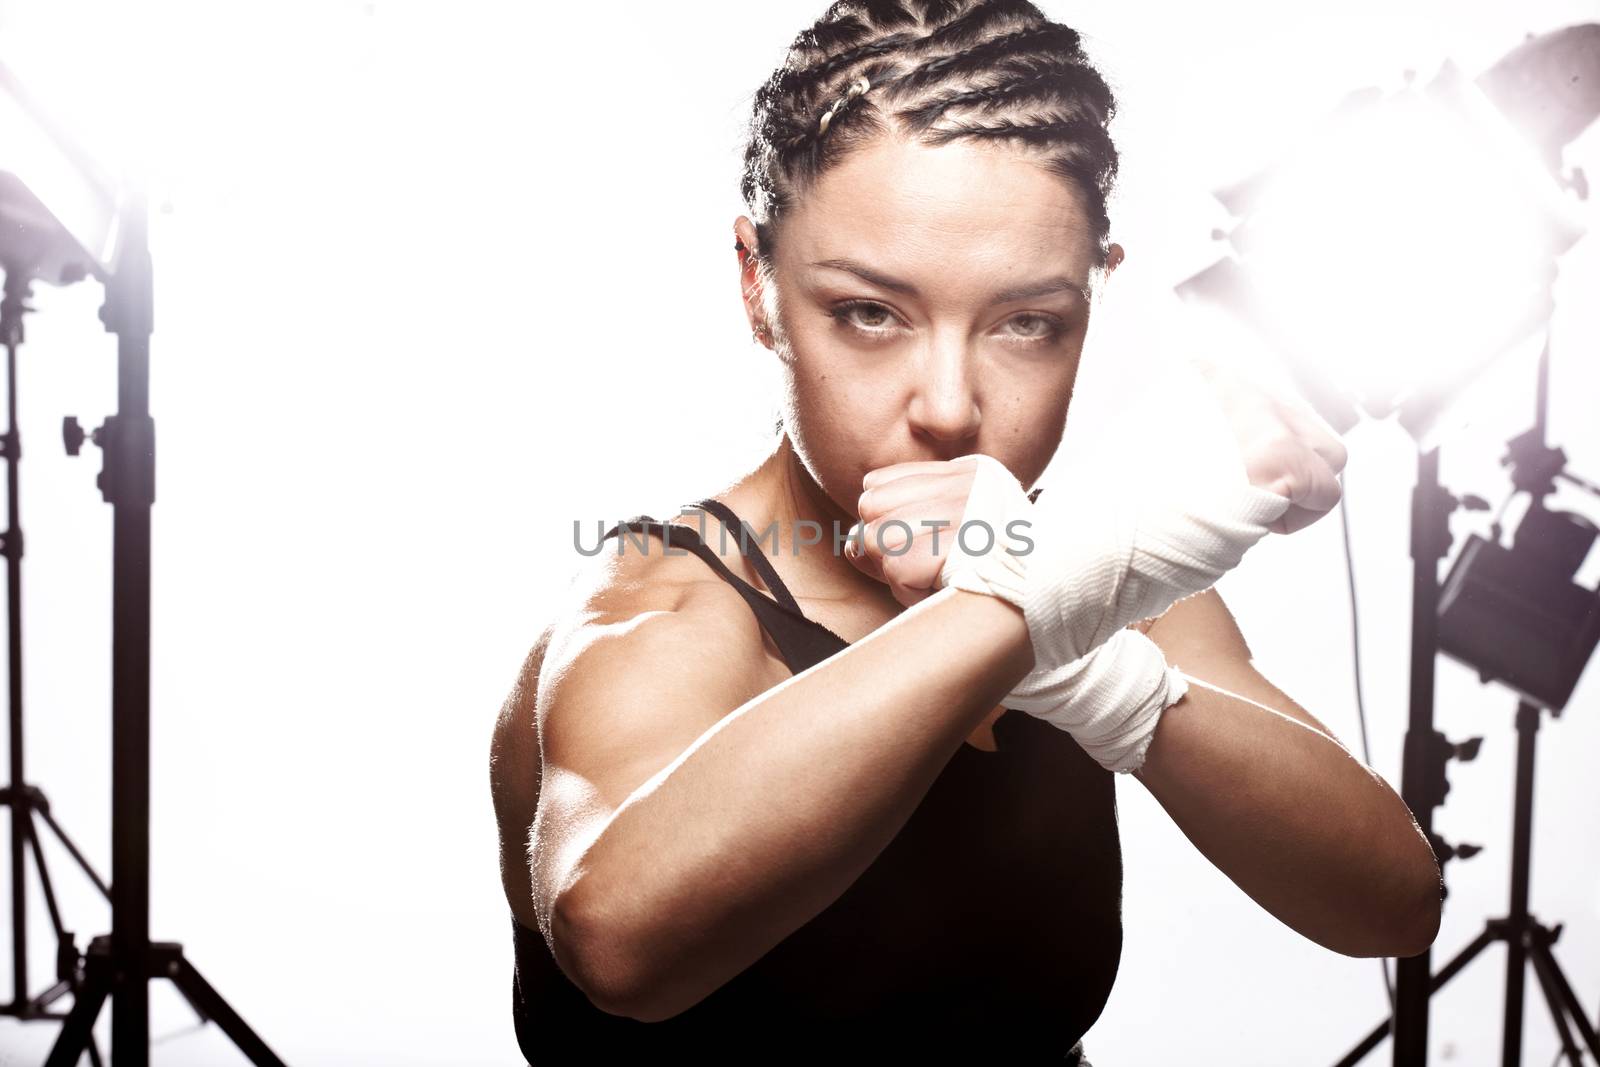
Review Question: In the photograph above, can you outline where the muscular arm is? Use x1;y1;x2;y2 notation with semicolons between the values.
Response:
535;552;1034;1023
489;623;555;931
1131;588;1442;958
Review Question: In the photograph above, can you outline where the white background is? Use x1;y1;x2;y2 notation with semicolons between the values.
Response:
0;1;1598;1063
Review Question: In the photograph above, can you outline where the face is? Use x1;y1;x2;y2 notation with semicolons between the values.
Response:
738;133;1117;521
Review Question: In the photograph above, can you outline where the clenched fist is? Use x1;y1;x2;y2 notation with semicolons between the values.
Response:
846;355;1347;616
845;454;1018;609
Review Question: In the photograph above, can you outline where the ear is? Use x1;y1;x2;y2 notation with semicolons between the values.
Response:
1087;242;1125;305
734;216;772;348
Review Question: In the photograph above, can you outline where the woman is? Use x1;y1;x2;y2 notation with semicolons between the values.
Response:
489;1;1442;1060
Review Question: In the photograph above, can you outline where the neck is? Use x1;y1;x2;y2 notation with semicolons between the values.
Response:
725;433;900;609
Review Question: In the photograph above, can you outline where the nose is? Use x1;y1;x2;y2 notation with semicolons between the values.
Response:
906;330;982;453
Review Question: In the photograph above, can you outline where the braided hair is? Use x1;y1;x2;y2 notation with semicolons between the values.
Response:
741;0;1120;267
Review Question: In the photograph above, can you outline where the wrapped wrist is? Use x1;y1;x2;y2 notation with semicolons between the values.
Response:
934;449;1287;699
1004;627;1188;774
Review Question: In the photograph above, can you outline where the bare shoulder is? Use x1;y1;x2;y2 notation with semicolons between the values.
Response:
491;518;791;927
536;520;792;795
494;516;789;801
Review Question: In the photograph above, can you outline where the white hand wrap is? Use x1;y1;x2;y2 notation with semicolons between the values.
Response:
1007;627;1190;773
937;380;1291;772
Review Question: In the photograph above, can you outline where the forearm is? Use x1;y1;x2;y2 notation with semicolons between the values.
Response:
564;587;1033;1020
1132;674;1442;958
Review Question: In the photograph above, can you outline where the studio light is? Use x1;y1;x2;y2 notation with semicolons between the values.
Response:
1439;481;1600;714
1178;50;1588;442
1175;23;1600;1067
0;58;117;285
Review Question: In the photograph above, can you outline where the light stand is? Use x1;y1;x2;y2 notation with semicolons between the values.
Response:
1176;28;1600;1063
0;55;124;1047
1333;338;1600;1066
1394;441;1448;1065
0;262;114;1060
0;51;288;1066
1334;702;1600;1066
39;196;287;1067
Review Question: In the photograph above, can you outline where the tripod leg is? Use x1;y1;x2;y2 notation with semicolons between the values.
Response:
34;800;111;899
1527;943;1583;1066
27;810;67;935
168;956;286;1067
43;970;108;1067
1528;934;1600;1060
1334;926;1499;1067
1334;1015;1391;1067
11;804;79;1014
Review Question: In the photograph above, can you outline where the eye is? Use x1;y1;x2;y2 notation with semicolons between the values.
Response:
830;299;902;337
998;312;1065;345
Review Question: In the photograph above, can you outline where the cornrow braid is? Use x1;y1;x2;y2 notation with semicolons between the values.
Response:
917;0;1043;49
740;0;1122;266
990;53;1115;119
910;0;963;23
795;15;875;55
881;23;1084;98
858;0;920;30
895;64;1105;132
775;31;915;99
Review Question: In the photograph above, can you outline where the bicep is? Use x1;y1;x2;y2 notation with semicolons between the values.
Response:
530;580;783;930
1142;588;1343;744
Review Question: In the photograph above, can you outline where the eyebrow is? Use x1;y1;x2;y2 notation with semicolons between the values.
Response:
810;257;1090;304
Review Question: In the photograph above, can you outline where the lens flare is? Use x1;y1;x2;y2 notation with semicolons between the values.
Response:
1224;62;1583;417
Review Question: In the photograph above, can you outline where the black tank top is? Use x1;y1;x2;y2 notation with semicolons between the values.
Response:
510;497;1119;1062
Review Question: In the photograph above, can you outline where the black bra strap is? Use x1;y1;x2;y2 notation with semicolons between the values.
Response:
684;497;803;615
599;516;844;675
601;516;752;599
